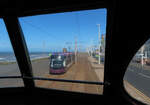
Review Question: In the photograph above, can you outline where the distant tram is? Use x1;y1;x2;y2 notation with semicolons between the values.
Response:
49;52;75;74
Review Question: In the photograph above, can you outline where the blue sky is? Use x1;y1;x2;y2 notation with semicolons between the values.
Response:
0;8;107;52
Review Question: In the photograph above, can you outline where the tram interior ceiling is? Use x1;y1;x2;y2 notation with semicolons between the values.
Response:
0;0;150;105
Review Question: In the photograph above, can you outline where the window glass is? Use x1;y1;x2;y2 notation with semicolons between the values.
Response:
124;39;150;104
0;19;24;87
19;8;106;94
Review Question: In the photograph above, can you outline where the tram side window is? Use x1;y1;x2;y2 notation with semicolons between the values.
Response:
19;8;106;95
0;19;24;88
124;39;150;105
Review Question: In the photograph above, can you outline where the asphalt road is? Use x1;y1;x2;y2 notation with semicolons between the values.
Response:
124;63;150;98
0;59;50;87
0;53;102;95
2;54;149;96
0;63;21;76
0;59;50;77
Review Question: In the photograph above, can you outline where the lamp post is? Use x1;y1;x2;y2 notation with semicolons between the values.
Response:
97;24;101;64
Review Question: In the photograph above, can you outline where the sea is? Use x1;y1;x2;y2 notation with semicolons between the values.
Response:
0;52;50;63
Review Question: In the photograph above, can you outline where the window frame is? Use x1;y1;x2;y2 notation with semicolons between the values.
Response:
0;1;147;105
17;9;107;94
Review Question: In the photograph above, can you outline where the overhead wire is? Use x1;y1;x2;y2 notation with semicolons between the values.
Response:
21;19;67;52
21;20;62;41
75;13;81;37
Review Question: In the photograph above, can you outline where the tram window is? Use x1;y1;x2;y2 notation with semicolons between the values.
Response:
0;19;24;87
19;8;106;94
124;39;150;104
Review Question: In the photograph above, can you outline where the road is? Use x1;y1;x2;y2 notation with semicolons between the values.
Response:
0;58;50;77
0;53;103;94
124;62;150;98
1;53;150;97
0;58;50;87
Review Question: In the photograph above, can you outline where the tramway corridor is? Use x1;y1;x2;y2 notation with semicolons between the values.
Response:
35;53;103;94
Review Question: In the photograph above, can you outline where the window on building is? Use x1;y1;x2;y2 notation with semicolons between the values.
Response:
19;8;107;94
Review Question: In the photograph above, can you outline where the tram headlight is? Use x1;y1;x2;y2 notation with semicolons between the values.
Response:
63;61;66;67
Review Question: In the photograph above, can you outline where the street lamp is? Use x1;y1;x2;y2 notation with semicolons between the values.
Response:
97;24;101;64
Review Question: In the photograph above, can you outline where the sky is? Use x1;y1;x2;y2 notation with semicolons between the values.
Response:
0;8;107;52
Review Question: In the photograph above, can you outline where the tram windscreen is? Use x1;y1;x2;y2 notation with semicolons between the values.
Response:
51;60;63;69
51;55;65;60
50;55;58;59
19;8;106;95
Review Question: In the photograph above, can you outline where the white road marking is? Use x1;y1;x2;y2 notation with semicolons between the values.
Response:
138;73;150;79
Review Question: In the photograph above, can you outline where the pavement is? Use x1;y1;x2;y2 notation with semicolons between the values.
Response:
87;56;104;82
124;81;150;105
124;64;150;98
124;64;150;104
88;55;150;105
1;53;150;104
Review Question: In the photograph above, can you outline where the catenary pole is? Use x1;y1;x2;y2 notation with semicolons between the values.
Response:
97;24;101;64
